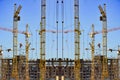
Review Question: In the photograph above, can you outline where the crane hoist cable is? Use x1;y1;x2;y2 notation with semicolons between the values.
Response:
50;39;55;58
53;0;56;29
56;0;59;59
35;30;38;59
61;0;64;59
69;0;73;29
65;39;69;58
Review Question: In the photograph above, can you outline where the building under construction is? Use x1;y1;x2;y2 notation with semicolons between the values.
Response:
0;0;120;80
0;55;119;80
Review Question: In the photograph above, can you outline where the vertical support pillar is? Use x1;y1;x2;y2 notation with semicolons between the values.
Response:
40;0;46;80
74;0;81;80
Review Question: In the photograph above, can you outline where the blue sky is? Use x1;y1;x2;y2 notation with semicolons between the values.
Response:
0;0;120;60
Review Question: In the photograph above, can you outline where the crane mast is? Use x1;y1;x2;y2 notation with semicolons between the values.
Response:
90;24;95;80
12;4;22;80
25;24;30;80
74;0;81;80
98;4;108;80
40;0;46;80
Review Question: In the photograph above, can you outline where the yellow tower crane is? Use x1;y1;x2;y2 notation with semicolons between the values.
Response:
87;25;120;80
90;24;95;80
12;4;22;80
39;0;46;80
98;4;109;80
0;25;33;80
74;0;81;80
25;24;30;80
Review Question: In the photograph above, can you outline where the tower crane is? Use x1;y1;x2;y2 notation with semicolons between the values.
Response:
39;0;46;80
0;25;31;80
11;4;22;80
25;24;30;80
85;4;120;80
98;4;108;80
0;24;33;80
74;0;81;80
90;24;95;80
88;25;120;80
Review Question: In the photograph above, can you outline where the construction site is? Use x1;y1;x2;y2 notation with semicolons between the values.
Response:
0;0;120;80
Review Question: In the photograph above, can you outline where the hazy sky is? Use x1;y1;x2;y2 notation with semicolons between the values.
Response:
0;0;120;60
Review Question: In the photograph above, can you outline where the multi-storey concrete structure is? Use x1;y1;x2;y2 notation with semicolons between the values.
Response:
94;55;119;80
1;55;119;80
